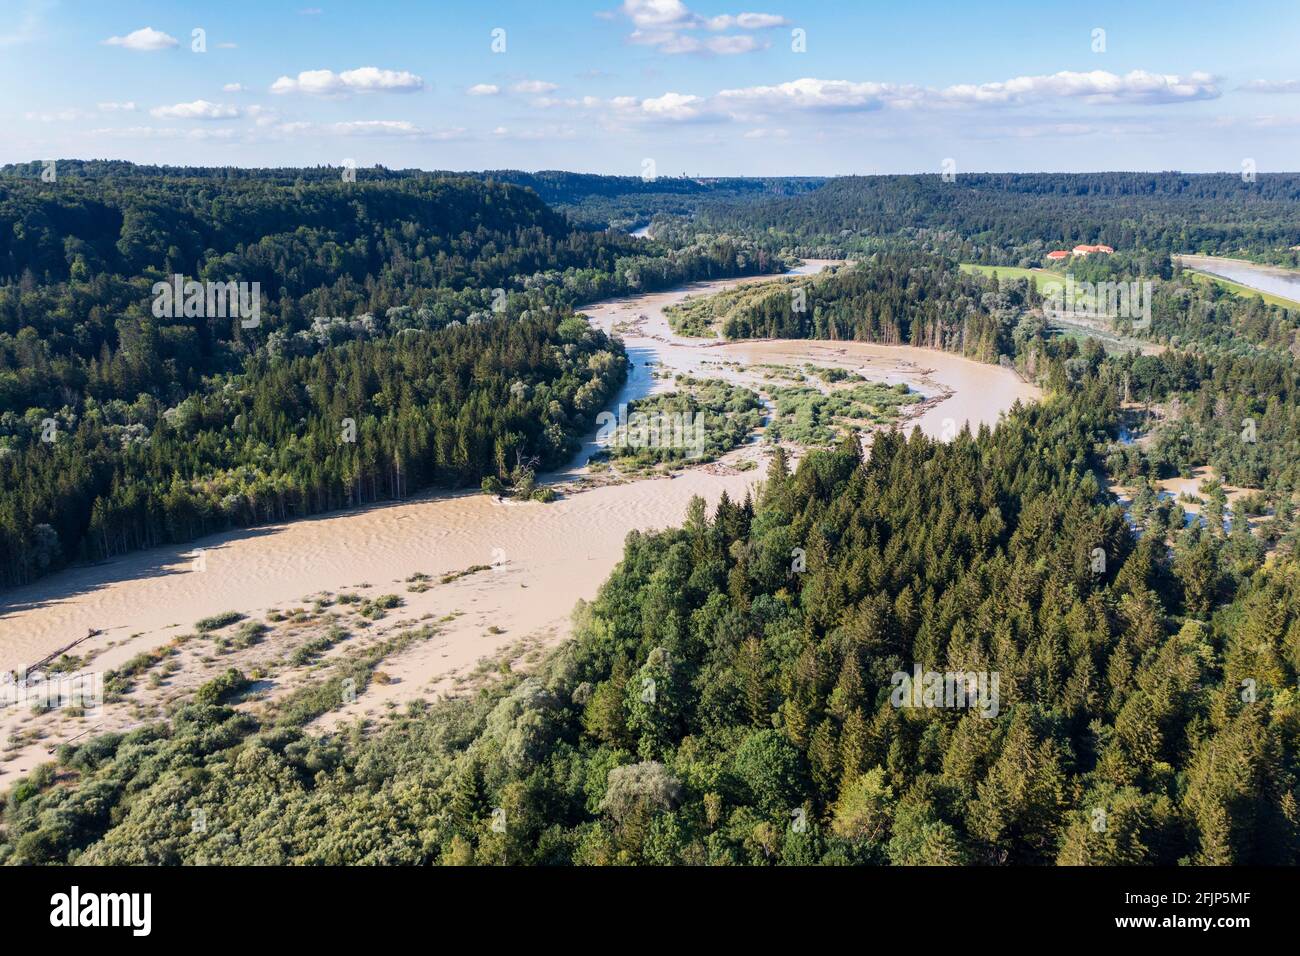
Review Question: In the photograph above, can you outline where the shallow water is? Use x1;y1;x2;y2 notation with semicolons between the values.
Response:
1178;255;1300;305
0;265;1038;688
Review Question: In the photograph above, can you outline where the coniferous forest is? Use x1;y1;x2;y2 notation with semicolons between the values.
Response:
5;371;1298;864
0;164;780;585
1;165;1299;868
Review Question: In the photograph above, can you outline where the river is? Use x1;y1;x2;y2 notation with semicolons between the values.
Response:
0;264;1038;774
1177;254;1300;305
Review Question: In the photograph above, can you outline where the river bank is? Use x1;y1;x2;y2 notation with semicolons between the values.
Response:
0;263;1039;778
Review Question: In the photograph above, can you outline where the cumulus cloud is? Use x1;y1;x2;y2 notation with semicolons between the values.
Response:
98;101;138;112
467;83;500;96
716;78;896;114
150;100;241;120
222;83;245;93
562;68;1219;132
711;71;1219;118
620;0;786;55
931;70;1220;106
706;12;786;29
270;66;425;95
638;91;709;120
102;27;178;51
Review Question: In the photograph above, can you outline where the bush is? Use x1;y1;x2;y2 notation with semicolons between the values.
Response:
195;611;244;633
194;668;250;706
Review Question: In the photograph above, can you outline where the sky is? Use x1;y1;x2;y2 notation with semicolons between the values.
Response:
4;0;1300;175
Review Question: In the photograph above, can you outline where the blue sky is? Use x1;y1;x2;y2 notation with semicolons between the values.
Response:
4;0;1300;174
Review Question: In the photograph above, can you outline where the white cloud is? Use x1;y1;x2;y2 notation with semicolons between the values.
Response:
493;125;579;141
711;71;1219;118
511;80;559;94
273;120;465;139
98;101;138;112
706;13;786;29
468;83;500;96
715;78;895;114
333;120;425;136
1241;79;1300;94
622;0;693;28
556;68;1220;134
931;70;1220;106
102;27;178;51
150;100;241;120
270;66;425;95
619;0;786;55
223;83;245;93
639;91;708;120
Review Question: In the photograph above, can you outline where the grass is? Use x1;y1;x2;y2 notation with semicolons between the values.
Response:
592;377;763;472
767;380;921;446
962;263;1155;354
1182;269;1300;310
968;257;1300;311
664;277;805;338
960;263;1061;292
289;625;348;667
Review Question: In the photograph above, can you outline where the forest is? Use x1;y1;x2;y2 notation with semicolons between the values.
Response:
672;173;1300;266
5;356;1296;864
0;163;782;585
2;162;1300;866
677;250;1300;500
666;251;1028;363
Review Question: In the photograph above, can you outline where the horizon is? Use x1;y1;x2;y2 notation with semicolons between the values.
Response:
5;0;1300;175
8;161;1300;178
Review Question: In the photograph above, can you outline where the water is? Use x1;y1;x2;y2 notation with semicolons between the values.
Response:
1178;255;1300;305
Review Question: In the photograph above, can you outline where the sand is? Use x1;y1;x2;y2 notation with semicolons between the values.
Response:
0;263;1039;776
